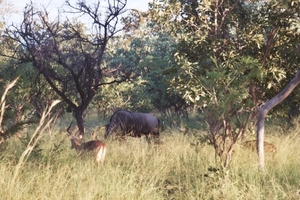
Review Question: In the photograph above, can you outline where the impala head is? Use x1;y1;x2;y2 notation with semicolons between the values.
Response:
66;122;107;164
67;122;83;149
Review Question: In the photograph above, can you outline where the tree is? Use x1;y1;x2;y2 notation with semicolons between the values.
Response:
257;70;300;171
150;0;300;167
2;0;129;135
95;10;191;118
0;0;41;141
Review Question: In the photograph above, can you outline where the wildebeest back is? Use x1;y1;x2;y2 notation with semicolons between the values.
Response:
105;110;160;140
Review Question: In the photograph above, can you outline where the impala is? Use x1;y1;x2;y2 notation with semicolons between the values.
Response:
67;123;107;164
243;140;277;154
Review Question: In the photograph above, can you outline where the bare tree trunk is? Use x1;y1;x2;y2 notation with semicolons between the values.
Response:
74;108;85;135
257;70;300;171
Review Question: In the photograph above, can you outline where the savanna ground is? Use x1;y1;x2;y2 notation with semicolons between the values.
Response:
1;112;300;200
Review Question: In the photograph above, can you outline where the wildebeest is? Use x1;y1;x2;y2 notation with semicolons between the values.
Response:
105;110;160;143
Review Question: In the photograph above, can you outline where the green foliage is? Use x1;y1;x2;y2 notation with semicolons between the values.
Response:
0;75;40;141
96;15;189;115
150;0;300;167
150;0;300;108
0;61;62;116
0;60;61;141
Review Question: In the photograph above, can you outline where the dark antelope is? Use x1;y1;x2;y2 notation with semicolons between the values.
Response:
67;123;107;164
105;110;160;144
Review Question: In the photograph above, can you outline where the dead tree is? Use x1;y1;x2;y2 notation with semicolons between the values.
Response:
257;69;300;171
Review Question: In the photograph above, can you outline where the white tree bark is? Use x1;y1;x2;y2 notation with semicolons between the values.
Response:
257;70;300;171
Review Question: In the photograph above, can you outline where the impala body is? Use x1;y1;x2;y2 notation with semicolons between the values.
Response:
68;124;106;164
243;140;276;154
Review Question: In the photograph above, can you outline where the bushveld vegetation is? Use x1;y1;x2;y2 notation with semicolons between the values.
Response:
0;114;300;199
0;0;300;199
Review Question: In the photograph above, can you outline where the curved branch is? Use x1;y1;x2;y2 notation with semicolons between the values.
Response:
256;69;300;171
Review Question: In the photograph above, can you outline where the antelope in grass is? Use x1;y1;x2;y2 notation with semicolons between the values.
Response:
243;140;277;154
67;123;107;164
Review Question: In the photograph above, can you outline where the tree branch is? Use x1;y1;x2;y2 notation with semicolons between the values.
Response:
256;69;300;171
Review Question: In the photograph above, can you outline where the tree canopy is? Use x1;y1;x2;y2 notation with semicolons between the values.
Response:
2;0;129;134
149;0;300;167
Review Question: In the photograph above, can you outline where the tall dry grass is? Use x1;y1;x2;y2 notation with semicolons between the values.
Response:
0;122;300;200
